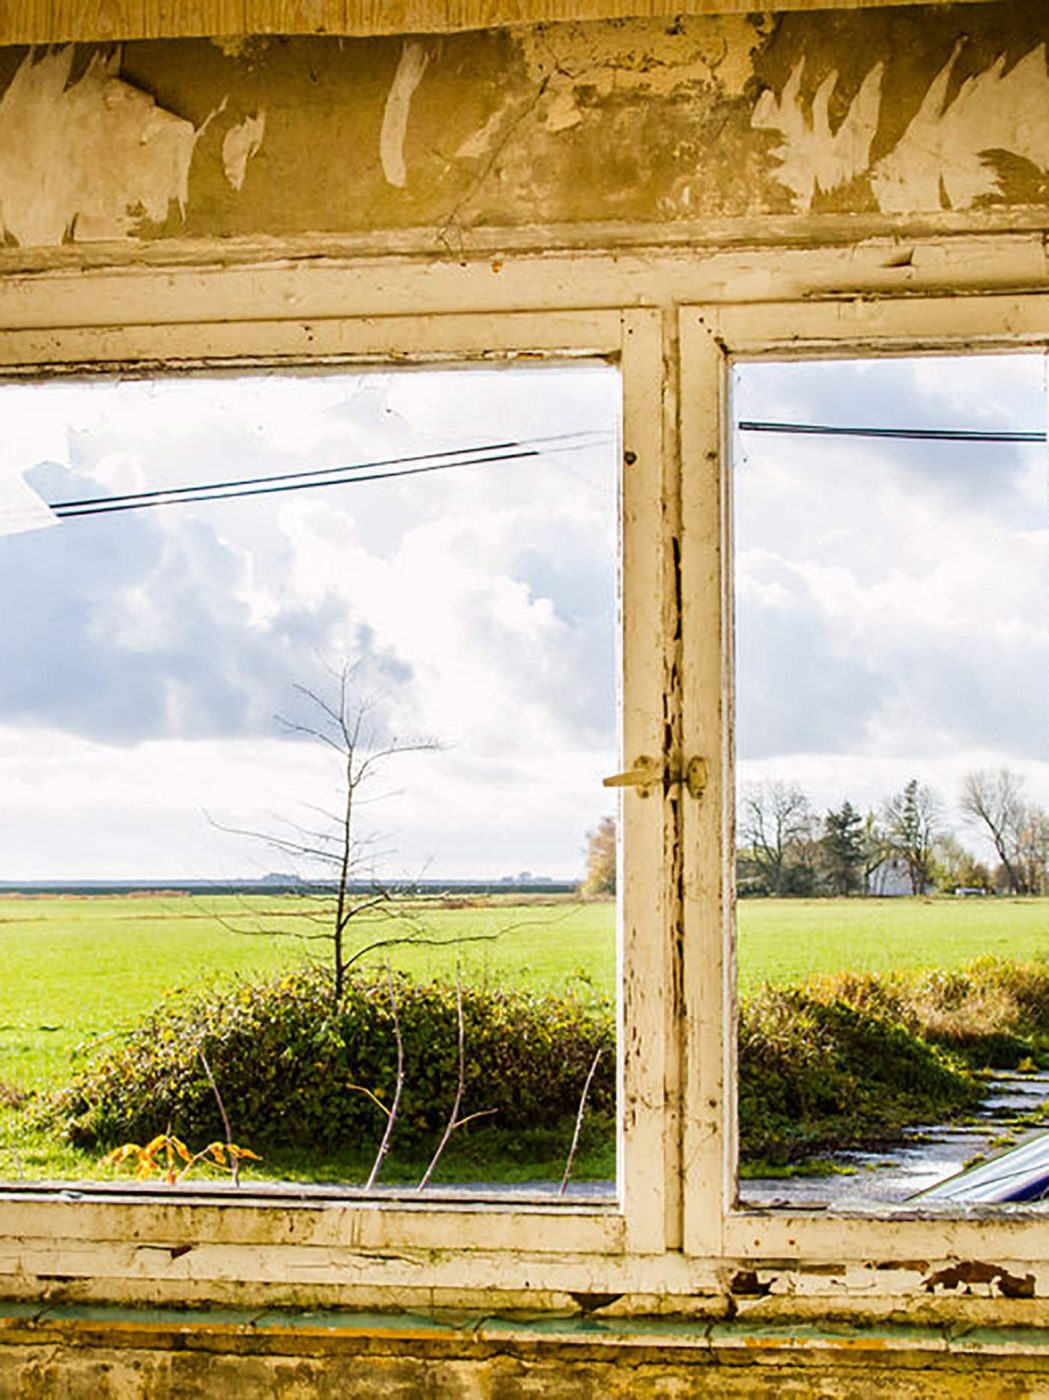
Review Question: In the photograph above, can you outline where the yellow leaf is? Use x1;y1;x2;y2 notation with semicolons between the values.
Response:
100;1143;140;1165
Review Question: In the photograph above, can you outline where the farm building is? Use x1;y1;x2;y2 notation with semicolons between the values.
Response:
0;0;1048;1394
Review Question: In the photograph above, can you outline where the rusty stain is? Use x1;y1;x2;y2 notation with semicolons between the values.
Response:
922;1261;1036;1299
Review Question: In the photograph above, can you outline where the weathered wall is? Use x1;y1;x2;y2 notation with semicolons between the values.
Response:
0;1;1047;256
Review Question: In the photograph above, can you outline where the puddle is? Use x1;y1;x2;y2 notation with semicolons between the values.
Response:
740;1073;1049;1210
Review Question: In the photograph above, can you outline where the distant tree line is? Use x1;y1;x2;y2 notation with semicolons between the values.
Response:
738;768;1049;898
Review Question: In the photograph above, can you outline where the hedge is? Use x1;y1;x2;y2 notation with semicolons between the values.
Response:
51;968;615;1155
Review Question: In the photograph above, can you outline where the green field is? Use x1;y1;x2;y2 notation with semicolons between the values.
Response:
0;893;1046;1180
0;894;611;1088
737;896;1049;991
4;892;1049;1088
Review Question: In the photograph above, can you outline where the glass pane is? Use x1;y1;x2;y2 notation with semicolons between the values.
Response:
0;364;620;1196
732;354;1049;1208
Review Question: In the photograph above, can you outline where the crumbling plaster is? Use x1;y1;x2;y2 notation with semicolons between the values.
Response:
0;3;1047;251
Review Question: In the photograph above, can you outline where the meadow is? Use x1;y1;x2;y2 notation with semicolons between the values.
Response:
0;892;1046;1180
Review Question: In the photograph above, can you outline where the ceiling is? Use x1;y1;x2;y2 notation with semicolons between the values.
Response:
0;0;1000;46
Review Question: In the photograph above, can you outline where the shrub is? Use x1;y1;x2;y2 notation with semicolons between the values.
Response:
52;956;1038;1175
811;957;1049;1068
739;986;979;1165
49;968;615;1155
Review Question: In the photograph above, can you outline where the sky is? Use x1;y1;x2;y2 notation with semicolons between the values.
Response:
733;352;1049;863
1;352;1045;881
0;366;620;881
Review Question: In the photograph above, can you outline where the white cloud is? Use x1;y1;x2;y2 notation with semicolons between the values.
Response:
734;352;1049;837
0;365;620;881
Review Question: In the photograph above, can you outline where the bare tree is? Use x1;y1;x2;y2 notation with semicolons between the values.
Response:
417;965;497;1191
212;665;443;1004
1021;809;1049;897
739;781;817;896
860;809;888;895
881;778;940;895
559;1047;603;1196
213;665;569;1005
961;767;1043;896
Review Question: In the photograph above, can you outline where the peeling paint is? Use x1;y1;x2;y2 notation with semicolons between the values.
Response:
519;17;762;102
871;43;1049;214
380;41;430;189
455;102;520;161
752;58;883;212
222;112;266;192
0;47;199;246
922;1261;1036;1300
756;41;1049;218
457;17;762;167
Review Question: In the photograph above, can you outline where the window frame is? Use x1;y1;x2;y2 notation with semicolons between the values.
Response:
679;293;1049;1268
0;303;683;1282
1;258;1048;1308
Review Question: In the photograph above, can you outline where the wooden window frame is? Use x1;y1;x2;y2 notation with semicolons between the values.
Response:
0;300;683;1299
680;292;1049;1269
0;254;1046;1307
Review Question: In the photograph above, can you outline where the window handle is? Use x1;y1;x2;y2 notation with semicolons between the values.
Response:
602;755;707;799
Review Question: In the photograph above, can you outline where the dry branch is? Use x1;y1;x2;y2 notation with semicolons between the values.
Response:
417;965;496;1191
559;1047;603;1196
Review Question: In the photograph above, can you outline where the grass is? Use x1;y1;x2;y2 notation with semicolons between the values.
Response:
0;892;1046;1182
736;896;1049;993
0;893;610;1089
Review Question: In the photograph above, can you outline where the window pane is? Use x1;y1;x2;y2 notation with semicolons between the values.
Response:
732;354;1049;1208
0;364;620;1196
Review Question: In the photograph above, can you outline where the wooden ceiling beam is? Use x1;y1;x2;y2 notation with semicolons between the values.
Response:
0;0;1000;47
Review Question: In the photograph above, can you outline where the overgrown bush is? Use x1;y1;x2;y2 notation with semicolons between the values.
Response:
50;968;614;1154
739;987;980;1165
809;957;1049;1068
50;955;1046;1175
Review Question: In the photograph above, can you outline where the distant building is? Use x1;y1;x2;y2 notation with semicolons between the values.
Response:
867;857;920;897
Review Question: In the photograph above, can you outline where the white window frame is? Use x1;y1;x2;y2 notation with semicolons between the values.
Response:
680;292;1049;1270
0;255;1047;1307
0;300;685;1297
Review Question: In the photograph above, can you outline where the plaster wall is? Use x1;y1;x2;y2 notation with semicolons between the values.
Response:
0;2;1047;256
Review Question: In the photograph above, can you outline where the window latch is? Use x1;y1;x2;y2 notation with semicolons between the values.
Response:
602;755;707;799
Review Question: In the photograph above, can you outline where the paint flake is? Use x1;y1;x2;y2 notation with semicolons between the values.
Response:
222;112;266;192
872;43;1049;213
381;41;430;189
752;58;883;212
0;48;199;247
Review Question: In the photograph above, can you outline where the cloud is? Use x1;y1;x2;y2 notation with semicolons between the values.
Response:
0;366;620;879
734;352;1049;812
